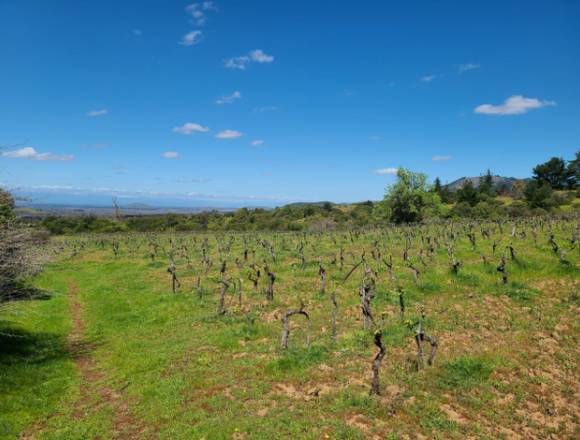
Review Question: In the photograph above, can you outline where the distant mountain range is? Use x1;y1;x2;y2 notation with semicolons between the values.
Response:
15;203;235;218
9;175;531;218
444;175;527;192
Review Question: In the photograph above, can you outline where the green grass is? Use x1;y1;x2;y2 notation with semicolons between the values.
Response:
1;218;578;439
266;346;330;376
0;272;76;439
415;403;459;434
436;355;496;390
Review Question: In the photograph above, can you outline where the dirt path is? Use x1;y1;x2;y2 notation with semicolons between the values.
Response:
23;280;146;439
65;279;147;439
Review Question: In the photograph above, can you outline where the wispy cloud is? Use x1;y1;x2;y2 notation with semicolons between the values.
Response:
474;95;556;116
180;30;202;46
87;109;108;117
253;105;277;113
225;49;274;70
420;75;436;82
2;147;73;161
216;90;241;104
368;135;382;141
249;49;274;63
216;129;243;139
432;155;452;161
458;63;479;73
132;29;142;36
251;139;264;146
162;151;179;159
185;2;217;26
225;56;250;70
172;122;210;134
372;167;398;175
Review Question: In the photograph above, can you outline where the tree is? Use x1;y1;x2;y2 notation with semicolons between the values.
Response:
524;180;557;210
479;169;495;197
322;201;333;212
532;157;570;189
455;180;479;206
432;177;453;203
380;168;442;223
567;150;579;189
433;177;442;195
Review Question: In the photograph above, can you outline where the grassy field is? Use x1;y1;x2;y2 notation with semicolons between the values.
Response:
1;218;579;439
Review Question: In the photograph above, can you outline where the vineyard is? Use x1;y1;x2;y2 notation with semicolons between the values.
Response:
1;217;579;439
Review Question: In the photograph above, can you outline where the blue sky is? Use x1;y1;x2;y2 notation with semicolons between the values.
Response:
1;0;579;207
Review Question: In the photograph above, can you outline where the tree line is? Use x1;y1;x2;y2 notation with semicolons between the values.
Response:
6;151;580;235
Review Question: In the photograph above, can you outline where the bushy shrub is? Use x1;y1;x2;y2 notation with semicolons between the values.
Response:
524;180;557;210
1;189;47;301
506;201;531;217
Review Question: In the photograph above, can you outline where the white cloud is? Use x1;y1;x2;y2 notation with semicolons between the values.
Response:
216;90;241;104
420;75;436;82
249;49;274;63
432;155;452;161
162;151;179;159
87;109;108;117
474;95;556;116
373;167;398;175
216;129;243;139
172;122;210;134
251;139;264;146
225;49;273;70
180;30;202;46
2;147;73;161
458;63;479;73
224;56;250;70
185;2;216;26
187;6;204;23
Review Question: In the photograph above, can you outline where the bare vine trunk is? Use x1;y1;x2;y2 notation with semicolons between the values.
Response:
331;292;338;343
370;331;386;395
280;302;309;349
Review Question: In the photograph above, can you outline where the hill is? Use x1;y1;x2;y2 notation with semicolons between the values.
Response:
445;175;525;192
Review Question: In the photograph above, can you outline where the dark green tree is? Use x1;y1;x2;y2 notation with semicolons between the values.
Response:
432;177;454;203
532;157;570;189
456;180;480;206
567;150;579;189
524;180;557;210
479;169;495;197
433;177;442;195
